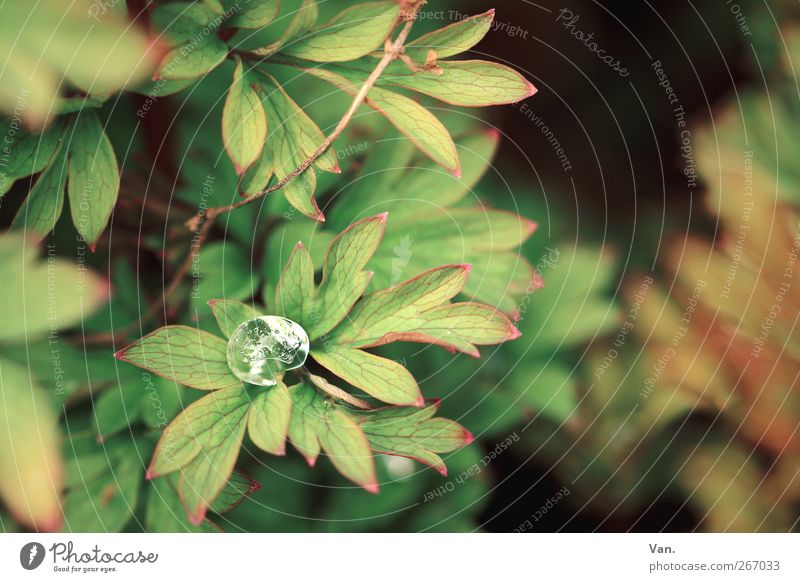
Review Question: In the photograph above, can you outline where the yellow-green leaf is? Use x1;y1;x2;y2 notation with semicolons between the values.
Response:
116;326;241;391
225;0;280;29
223;58;268;174
281;1;399;62
248;381;292;455
405;9;495;60
275;242;315;324
209;299;265;338
11;143;68;241
311;346;422;406
67;111;120;246
0;357;64;531
311;214;387;338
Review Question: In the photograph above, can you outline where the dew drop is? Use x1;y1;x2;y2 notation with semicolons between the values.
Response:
226;316;310;386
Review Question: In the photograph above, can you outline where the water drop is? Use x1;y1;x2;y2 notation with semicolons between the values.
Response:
226;316;310;386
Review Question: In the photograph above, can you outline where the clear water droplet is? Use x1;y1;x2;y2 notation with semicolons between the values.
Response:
226;316;310;386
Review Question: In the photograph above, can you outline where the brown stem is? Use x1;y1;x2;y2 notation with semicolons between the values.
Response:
202;19;416;222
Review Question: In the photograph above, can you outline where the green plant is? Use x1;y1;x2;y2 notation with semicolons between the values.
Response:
0;0;538;531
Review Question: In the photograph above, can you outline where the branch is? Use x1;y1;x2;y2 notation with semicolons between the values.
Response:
201;18;416;222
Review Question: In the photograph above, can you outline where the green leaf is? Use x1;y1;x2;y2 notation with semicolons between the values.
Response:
116;326;241;391
405;9;494;60
149;385;251;523
63;454;142;533
93;380;144;440
249;0;318;57
307;372;372;409
225;0;280;29
156;36;228;81
223;57;268;174
311;214;387;338
378;60;536;107
209;299;265;338
208;471;260;514
0;120;63;196
248;381;292;455
269;109;324;221
262;73;340;174
281;1;399;62
11;143;68;241
189;241;259;312
332;265;471;345
311;346;422;406
301;67;460;174
67;111;120;246
0;357;64;531
146;474;218;532
354;402;473;475
275;242;315;324
0;233;107;342
152;1;220;44
287;382;378;491
0;0;158;127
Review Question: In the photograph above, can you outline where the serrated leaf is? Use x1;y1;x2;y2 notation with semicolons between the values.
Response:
223;58;268;174
149;386;251;524
67;111;120;246
287;382;378;491
311;346;422;406
11;143;68;241
275;242;315;324
225;0;280;29
209;299;265;337
378;60;536;107
404;9;494;60
311;214;387;338
354;402;472;475
0;357;64;531
300;67;460;174
281;1;399;62
0;233;106;342
248;380;292;455
332;264;468;341
116;326;241;391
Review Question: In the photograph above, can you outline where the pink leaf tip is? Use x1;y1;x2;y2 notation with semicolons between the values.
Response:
364;483;380;494
507;325;522;340
188;509;206;526
463;429;475;445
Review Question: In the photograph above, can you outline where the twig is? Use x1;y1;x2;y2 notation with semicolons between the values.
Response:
201;18;416;222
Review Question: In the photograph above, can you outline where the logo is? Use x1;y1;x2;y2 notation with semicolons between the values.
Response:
20;542;46;570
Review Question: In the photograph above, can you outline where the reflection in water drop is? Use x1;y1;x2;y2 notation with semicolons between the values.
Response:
226;316;309;386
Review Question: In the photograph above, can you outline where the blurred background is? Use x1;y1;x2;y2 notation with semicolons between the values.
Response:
1;0;799;532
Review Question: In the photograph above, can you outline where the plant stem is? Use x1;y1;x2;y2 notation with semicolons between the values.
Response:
202;19;415;222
